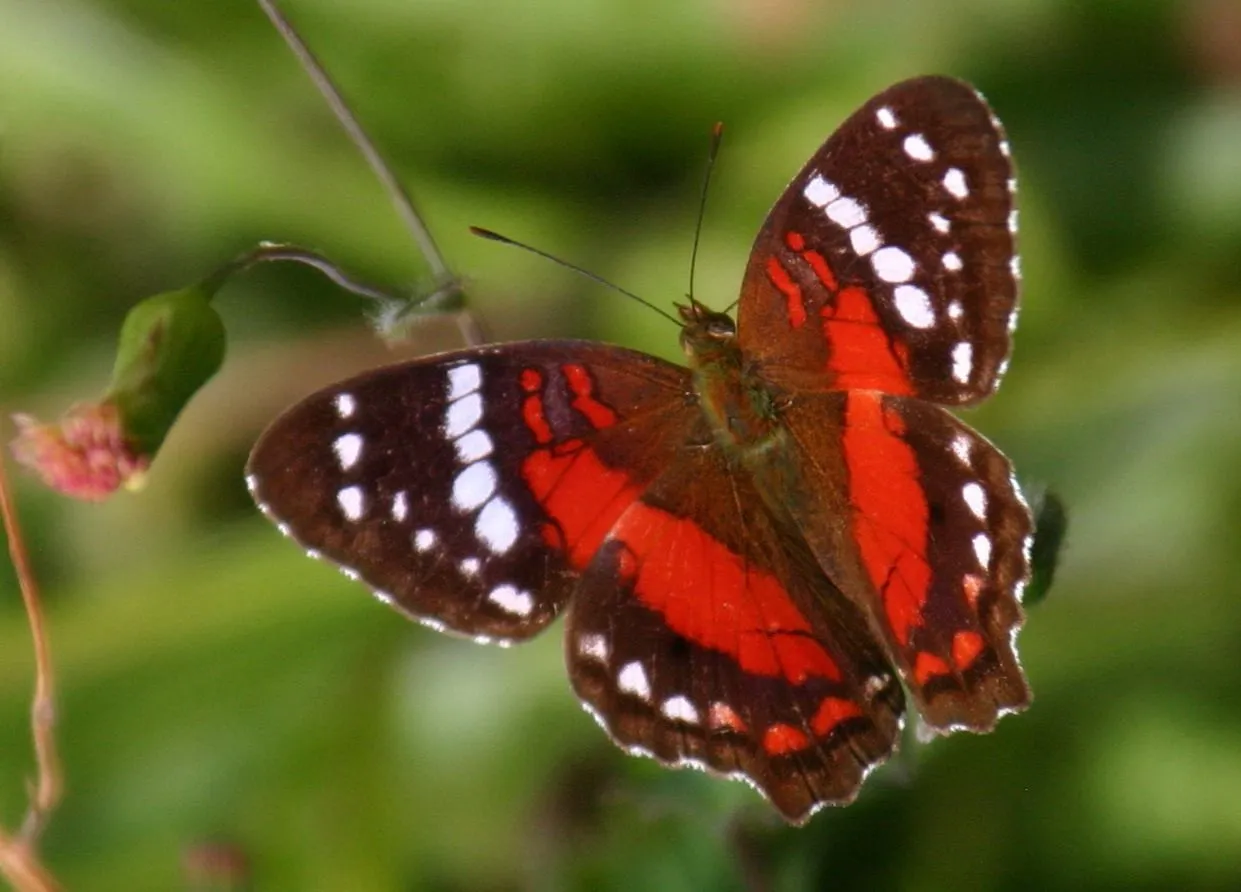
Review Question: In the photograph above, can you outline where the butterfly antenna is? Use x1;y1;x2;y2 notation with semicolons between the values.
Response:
688;122;725;308
470;227;681;326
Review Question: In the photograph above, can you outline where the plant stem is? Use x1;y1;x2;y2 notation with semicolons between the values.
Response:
255;0;453;288
0;829;60;892
0;445;62;889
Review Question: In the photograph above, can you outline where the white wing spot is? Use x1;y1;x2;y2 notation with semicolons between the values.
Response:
336;486;365;521
849;224;880;256
414;528;437;552
951;434;972;466
332;433;364;471
871;245;915;283
903;133;934;162
1008;208;1019;234
661;695;701;725
999;138;1012;158
444;392;482;438
825;196;867;229
578;633;610;664
943;167;969;199
488;584;533;617
617;661;652;702
947;300;964;320
451;461;497;513
1011;254;1022;279
973;533;993;568
962;481;988;520
447;363;482;401
460;556;481;577
864;673;893;699
475;497;519;554
803;174;840;207
454;428;494;464
876;106;898;129
893;285;935;328
928;211;950;234
952;341;973;384
333;392;356;419
391;490;409;522
943;251;963;272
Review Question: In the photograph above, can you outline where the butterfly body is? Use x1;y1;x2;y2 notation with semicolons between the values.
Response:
248;76;1033;823
680;304;782;452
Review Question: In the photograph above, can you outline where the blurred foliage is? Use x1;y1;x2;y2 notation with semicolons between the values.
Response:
2;0;1241;889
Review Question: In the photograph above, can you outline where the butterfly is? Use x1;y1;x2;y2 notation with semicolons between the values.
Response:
247;76;1032;825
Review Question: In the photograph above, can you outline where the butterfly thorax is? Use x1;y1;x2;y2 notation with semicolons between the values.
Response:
679;303;781;451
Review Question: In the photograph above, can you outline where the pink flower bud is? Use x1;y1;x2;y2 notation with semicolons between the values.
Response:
10;402;149;501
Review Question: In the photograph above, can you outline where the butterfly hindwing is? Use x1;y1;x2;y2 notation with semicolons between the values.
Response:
247;342;693;643
565;438;905;823
779;391;1032;733
738;76;1019;406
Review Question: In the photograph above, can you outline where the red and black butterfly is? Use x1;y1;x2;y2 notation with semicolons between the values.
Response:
247;76;1032;824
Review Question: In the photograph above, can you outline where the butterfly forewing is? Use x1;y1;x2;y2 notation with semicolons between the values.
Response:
565;439;904;822
247;342;692;642
738;76;1019;405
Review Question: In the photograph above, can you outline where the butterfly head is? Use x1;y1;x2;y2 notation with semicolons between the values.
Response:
677;299;737;366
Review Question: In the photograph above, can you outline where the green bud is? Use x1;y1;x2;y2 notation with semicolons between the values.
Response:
10;279;227;500
105;281;227;456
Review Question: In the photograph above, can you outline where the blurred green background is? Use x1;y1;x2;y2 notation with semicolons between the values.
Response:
3;0;1241;889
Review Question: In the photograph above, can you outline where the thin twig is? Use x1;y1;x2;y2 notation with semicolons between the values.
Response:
0;449;62;890
0;452;62;833
255;0;453;287
210;242;401;304
0;828;60;892
211;242;483;346
254;1;486;347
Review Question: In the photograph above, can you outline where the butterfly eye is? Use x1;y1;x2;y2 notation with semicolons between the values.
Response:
706;317;736;340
